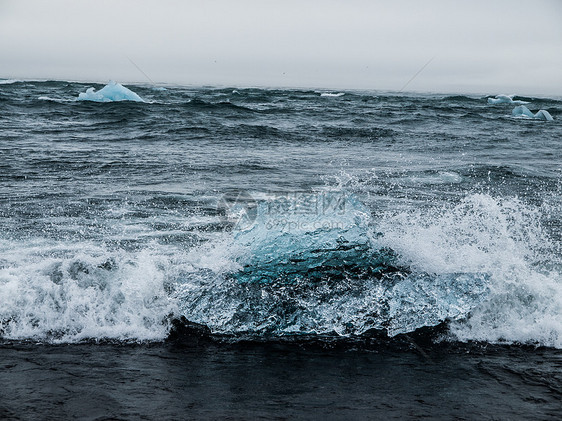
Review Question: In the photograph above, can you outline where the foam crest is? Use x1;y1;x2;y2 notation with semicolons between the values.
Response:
377;194;561;347
488;94;529;105
0;239;175;342
1;192;559;347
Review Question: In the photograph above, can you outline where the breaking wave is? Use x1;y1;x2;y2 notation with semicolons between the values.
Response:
0;240;176;342
0;193;560;347
175;193;560;347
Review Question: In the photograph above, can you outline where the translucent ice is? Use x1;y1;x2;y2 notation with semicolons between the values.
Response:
232;193;381;283
512;105;535;118
487;94;528;105
533;109;553;121
512;105;553;121
78;80;144;102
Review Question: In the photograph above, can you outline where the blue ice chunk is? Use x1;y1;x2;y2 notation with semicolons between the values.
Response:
512;105;535;118
488;94;513;104
488;94;528;105
78;80;144;102
534;109;553;121
512;105;553;121
233;193;383;283
386;272;490;335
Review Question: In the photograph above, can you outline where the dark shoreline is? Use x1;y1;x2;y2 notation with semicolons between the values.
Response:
1;333;560;420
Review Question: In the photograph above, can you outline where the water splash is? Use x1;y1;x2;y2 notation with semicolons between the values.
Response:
377;194;562;347
0;239;175;342
0;194;559;347
175;193;493;338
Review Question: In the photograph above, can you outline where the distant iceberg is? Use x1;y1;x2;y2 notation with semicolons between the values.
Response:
487;94;528;105
512;105;553;121
534;109;554;121
78;81;144;102
512;105;535;118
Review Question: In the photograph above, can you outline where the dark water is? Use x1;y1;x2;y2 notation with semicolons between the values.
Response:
0;80;561;418
1;341;561;420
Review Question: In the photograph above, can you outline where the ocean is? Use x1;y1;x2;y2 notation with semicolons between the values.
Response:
0;80;561;419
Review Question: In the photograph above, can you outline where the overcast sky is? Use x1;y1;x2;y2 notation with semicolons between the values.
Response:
1;0;561;95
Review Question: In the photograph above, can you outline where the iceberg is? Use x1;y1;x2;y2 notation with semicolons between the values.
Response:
512;105;535;118
533;109;554;121
78;80;144;102
232;193;387;283
230;193;488;296
512;105;553;121
487;94;528;105
177;193;491;337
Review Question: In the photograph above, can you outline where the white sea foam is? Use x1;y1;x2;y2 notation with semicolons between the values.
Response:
321;92;345;97
377;194;562;348
1;193;559;347
487;94;528;105
38;96;73;103
0;239;176;342
407;171;463;185
0;79;19;85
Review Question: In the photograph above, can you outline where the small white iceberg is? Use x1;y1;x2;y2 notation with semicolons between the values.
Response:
78;80;144;102
512;105;553;121
487;94;528;105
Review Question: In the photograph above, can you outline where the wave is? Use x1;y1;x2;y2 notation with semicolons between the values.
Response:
320;92;345;97
188;194;559;347
1;193;559;347
441;95;482;102
321;126;395;140
377;194;561;348
37;96;74;103
184;98;260;113
0;240;176;342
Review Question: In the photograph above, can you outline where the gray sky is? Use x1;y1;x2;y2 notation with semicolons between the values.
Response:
1;0;561;95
